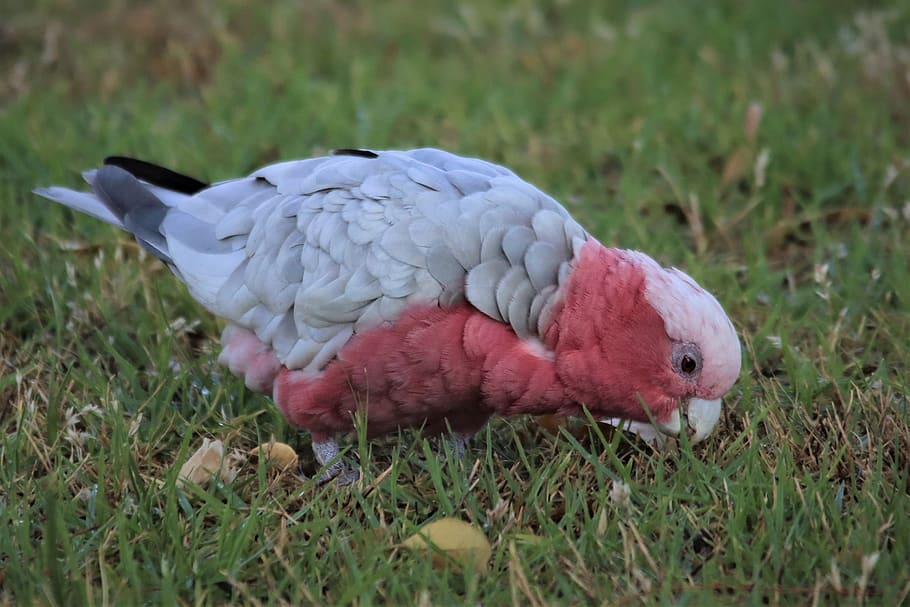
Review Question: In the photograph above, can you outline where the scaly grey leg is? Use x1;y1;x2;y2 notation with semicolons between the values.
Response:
439;431;470;459
312;438;359;485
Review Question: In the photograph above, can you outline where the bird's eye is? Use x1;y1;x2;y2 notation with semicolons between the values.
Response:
680;354;697;374
672;343;702;379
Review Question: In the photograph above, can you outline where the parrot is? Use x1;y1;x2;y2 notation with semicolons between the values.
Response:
35;148;741;482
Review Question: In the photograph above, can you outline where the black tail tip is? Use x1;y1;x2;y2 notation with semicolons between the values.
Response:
104;156;209;194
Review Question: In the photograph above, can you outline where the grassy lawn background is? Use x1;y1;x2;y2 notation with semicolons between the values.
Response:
2;1;909;604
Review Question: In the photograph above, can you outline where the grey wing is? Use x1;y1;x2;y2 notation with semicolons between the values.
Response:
398;149;589;336
161;148;589;372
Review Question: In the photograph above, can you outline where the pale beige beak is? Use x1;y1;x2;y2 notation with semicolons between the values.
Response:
684;398;723;442
603;398;723;445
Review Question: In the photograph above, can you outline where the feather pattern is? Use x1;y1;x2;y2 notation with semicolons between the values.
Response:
35;148;590;372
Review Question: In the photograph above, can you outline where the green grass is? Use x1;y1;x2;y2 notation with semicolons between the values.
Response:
2;1;910;604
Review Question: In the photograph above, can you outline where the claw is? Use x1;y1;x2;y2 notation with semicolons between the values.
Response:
311;438;359;485
314;464;359;486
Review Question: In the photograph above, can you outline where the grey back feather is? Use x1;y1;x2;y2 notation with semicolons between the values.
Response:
39;148;589;372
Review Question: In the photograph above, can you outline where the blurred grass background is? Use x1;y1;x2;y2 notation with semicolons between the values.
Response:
1;1;909;604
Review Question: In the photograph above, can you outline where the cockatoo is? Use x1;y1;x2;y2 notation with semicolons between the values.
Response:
36;148;741;481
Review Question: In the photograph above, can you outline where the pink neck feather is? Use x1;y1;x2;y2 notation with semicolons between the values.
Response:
538;241;680;423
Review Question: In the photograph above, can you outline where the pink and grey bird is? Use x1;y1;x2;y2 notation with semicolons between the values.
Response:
35;148;741;480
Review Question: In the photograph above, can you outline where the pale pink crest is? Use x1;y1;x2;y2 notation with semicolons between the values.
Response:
630;252;742;399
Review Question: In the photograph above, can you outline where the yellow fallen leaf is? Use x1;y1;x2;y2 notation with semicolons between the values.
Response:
177;438;235;488
534;414;566;435
250;441;299;469
402;517;491;573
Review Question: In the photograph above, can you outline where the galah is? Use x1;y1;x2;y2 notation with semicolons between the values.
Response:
35;148;741;481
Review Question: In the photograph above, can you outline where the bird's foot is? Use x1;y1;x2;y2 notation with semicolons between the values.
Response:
312;438;359;486
438;431;470;460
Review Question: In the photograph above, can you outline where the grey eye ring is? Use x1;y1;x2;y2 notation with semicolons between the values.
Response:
672;342;702;379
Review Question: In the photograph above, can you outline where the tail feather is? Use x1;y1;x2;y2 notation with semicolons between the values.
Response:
34;165;177;262
91;165;172;261
81;168;194;209
32;185;124;227
103;156;208;195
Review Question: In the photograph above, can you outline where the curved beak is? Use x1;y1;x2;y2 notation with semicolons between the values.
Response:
602;398;723;445
683;397;723;442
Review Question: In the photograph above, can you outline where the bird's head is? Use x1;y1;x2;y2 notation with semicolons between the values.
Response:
546;242;741;443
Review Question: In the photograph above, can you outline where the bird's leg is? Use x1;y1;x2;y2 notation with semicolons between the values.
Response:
438;431;470;460
312;437;359;485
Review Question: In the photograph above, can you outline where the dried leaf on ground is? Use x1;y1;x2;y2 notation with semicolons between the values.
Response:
177;438;237;488
534;414;567;435
402;517;492;573
250;441;299;469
